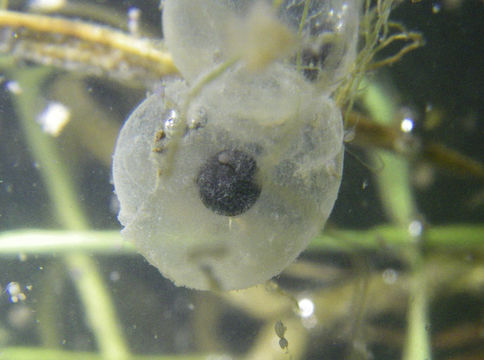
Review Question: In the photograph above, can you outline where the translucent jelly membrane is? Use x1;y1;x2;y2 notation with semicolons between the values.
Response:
163;0;360;91
112;0;359;290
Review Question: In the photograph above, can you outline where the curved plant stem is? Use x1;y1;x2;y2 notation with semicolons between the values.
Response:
10;66;130;359
0;9;177;85
362;78;432;360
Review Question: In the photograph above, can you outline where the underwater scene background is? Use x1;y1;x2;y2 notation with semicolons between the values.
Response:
0;0;483;359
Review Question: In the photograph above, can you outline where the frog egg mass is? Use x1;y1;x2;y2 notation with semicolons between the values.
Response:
112;0;360;290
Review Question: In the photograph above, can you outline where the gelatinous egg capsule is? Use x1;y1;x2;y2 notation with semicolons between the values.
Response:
112;0;358;290
163;0;360;89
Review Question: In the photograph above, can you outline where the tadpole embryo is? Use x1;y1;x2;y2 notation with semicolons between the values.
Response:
196;150;261;217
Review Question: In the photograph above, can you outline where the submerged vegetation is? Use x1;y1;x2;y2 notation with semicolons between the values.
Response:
0;0;483;359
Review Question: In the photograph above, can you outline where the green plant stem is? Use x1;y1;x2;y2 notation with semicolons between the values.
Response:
1;225;483;255
360;78;416;224
403;250;432;360
361;78;432;360
14;67;88;230
314;225;484;251
0;347;207;360
63;253;130;360
11;67;130;359
0;229;133;254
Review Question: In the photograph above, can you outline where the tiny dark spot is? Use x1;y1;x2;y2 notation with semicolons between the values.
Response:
196;150;261;216
279;337;288;350
154;130;166;141
301;43;334;81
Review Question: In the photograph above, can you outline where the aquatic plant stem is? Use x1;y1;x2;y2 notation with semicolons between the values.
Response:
1;225;483;255
403;250;432;360
64;253;131;360
13;68;87;230
11;67;130;360
0;230;133;254
362;78;432;360
360;78;416;225
0;9;178;81
0;347;206;360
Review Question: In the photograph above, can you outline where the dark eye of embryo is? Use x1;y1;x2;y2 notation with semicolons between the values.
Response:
196;150;261;216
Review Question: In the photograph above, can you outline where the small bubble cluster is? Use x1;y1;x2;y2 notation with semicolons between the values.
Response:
6;282;27;303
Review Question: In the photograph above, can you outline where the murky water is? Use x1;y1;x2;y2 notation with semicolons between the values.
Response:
0;1;483;359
